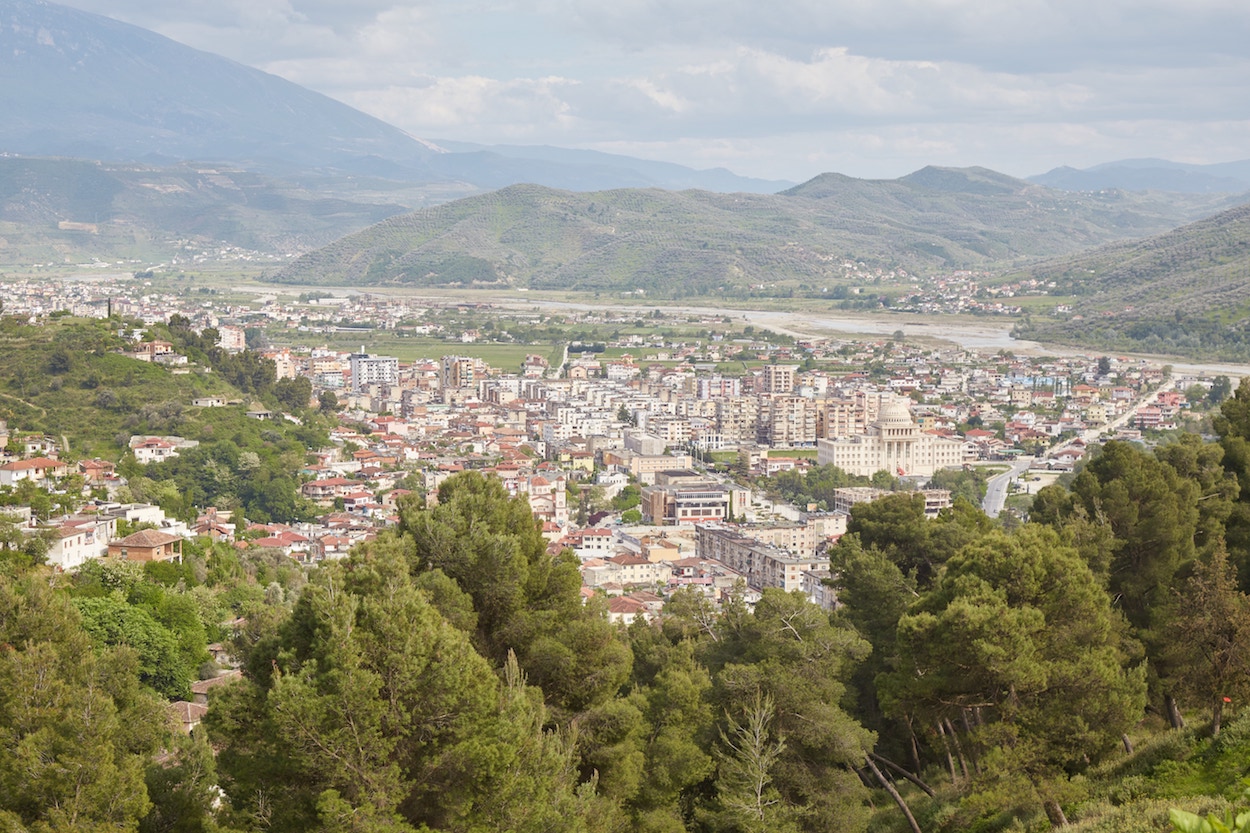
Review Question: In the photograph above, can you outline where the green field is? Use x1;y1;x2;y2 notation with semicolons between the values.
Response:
768;449;818;459
272;330;557;370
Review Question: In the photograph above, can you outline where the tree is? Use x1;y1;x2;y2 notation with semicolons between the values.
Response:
396;472;632;717
73;594;197;700
1211;376;1234;406
707;590;874;833
1068;441;1199;631
273;376;312;412
1164;544;1250;736
140;730;220;833
827;534;919;759
708;692;797;833
879;525;1146;825
318;390;339;414
1;573;165;831
846;492;989;589
0;511;55;570
208;547;612;833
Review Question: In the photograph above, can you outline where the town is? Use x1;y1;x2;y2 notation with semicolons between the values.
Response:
0;273;1230;632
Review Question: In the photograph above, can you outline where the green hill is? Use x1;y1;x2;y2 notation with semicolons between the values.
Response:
0;317;280;460
1010;203;1250;358
266;168;1240;297
0;157;411;266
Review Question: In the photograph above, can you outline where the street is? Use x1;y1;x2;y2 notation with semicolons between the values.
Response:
982;458;1034;518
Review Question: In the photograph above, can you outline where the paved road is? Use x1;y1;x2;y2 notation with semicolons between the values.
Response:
982;458;1034;518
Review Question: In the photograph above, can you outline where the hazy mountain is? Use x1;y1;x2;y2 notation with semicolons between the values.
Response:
431;141;794;193
1030;158;1250;194
1010;202;1250;358
0;0;444;175
0;0;793;194
0;157;412;265
267;168;1239;296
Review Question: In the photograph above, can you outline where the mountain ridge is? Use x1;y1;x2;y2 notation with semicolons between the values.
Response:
1010;202;1250;358
266;169;1242;296
1030;158;1250;194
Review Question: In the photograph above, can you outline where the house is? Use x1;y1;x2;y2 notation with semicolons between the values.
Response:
77;458;117;485
131;437;181;465
108;528;183;562
248;529;315;560
190;669;243;705
0;457;67;487
131;340;175;361
606;595;649;624
169;701;209;734
45;513;116;571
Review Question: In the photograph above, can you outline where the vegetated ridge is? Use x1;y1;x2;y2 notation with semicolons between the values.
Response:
267;168;1243;296
1011;202;1250;359
0;157;413;264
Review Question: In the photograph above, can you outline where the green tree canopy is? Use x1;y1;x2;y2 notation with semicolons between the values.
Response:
879;525;1146;820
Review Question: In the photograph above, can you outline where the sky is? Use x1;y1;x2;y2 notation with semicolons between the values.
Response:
53;0;1250;182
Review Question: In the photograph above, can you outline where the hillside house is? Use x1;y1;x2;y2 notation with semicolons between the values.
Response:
108;528;183;563
0;457;67;487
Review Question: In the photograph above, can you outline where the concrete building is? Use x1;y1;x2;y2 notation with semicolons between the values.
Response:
695;524;829;593
350;349;399;392
761;365;797;394
831;487;952;519
640;471;747;526
816;397;964;477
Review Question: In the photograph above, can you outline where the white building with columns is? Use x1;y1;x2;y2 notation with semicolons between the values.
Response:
816;397;964;478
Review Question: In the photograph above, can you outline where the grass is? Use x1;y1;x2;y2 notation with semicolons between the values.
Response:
274;331;540;370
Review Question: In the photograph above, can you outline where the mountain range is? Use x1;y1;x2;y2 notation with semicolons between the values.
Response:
0;0;784;195
1030;159;1250;194
5;0;1250;361
266;169;1241;296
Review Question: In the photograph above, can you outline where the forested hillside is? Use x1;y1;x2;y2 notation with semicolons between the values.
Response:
267;171;1239;297
1012;203;1250;359
0;316;333;521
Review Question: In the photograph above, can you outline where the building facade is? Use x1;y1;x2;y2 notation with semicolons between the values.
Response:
816;398;964;477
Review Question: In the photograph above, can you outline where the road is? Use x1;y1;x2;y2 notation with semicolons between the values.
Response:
982;458;1034;518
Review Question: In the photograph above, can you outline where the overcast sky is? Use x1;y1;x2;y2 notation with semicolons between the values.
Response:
55;0;1250;182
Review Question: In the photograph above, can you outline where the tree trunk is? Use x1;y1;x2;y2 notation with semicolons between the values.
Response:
1044;798;1069;827
1121;733;1133;754
870;752;936;798
1165;694;1186;729
945;717;971;780
867;754;923;833
936;720;959;784
907;716;924;777
1213;697;1224;737
959;709;981;774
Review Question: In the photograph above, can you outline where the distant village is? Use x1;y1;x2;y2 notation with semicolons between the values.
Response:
0;274;1226;623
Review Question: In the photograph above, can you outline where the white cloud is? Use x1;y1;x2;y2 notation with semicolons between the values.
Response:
49;0;1250;179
